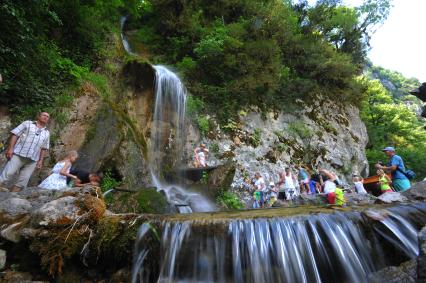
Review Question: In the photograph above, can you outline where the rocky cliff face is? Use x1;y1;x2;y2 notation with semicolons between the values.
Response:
185;95;369;191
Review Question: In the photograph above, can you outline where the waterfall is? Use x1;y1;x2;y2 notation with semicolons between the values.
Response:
149;66;216;213
120;16;136;55
131;203;426;283
120;16;216;213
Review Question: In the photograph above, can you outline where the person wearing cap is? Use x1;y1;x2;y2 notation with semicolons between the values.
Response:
377;146;410;192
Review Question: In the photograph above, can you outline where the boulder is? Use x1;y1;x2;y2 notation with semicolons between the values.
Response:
375;192;408;204
1;222;24;243
107;188;168;214
403;181;426;201
345;193;376;206
0;198;32;222
31;196;79;226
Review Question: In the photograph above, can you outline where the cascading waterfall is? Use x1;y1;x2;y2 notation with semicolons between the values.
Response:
120;16;216;213
131;203;426;283
149;66;216;213
120;16;136;55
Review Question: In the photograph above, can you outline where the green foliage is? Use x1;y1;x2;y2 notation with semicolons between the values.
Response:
251;128;262;148
126;0;389;122
186;95;205;116
288;121;313;140
360;69;426;179
200;171;208;185
136;188;168;214
101;170;122;193
0;0;138;118
196;115;210;137
216;190;244;210
210;143;220;154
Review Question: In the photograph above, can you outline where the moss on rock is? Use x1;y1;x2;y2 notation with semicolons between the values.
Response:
136;188;167;214
108;188;167;214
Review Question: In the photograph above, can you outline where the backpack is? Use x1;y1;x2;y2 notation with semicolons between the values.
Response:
391;156;416;180
402;169;416;180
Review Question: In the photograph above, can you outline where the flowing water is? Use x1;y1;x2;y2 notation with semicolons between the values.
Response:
132;203;426;283
120;16;136;55
149;65;216;213
120;17;216;213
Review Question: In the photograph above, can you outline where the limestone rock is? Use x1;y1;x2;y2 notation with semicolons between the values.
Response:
375;192;408;204
208;160;236;191
345;193;376;205
190;102;369;207
32;196;79;226
1;222;24;243
0;198;32;222
403;181;426;201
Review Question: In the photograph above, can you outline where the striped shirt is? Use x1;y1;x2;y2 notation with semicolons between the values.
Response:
11;121;50;161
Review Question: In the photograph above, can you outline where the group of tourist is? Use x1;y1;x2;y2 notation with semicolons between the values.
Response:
0;112;101;192
245;167;348;208
245;146;412;209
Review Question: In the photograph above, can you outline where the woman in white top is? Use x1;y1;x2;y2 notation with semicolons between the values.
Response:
39;151;79;190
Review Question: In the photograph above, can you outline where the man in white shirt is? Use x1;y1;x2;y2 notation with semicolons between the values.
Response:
0;112;50;191
277;167;297;200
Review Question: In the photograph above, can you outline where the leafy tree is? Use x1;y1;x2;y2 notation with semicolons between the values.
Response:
360;76;426;179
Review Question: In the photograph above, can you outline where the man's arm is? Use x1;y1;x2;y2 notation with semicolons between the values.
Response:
6;134;18;159
36;148;47;169
380;157;397;172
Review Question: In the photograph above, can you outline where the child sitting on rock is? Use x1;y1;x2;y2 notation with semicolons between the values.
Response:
352;175;367;194
377;169;393;194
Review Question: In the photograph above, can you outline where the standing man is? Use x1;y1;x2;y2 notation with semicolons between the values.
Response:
0;112;50;191
378;146;410;192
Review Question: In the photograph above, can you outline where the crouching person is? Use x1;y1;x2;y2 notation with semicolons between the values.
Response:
320;169;345;206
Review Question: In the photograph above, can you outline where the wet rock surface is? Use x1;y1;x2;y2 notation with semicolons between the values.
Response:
367;259;417;283
418;226;426;282
404;181;426;201
376;192;408;204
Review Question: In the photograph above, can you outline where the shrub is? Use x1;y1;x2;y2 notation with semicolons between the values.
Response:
197;116;210;137
217;190;243;210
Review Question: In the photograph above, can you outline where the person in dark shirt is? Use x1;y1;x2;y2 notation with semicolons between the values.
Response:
68;169;101;187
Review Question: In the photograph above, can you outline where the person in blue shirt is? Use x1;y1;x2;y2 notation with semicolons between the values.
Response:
377;146;410;192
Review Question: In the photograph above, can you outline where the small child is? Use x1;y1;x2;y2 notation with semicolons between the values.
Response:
268;182;278;207
253;172;266;208
39;150;79;190
352;175;367;194
377;169;393;194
